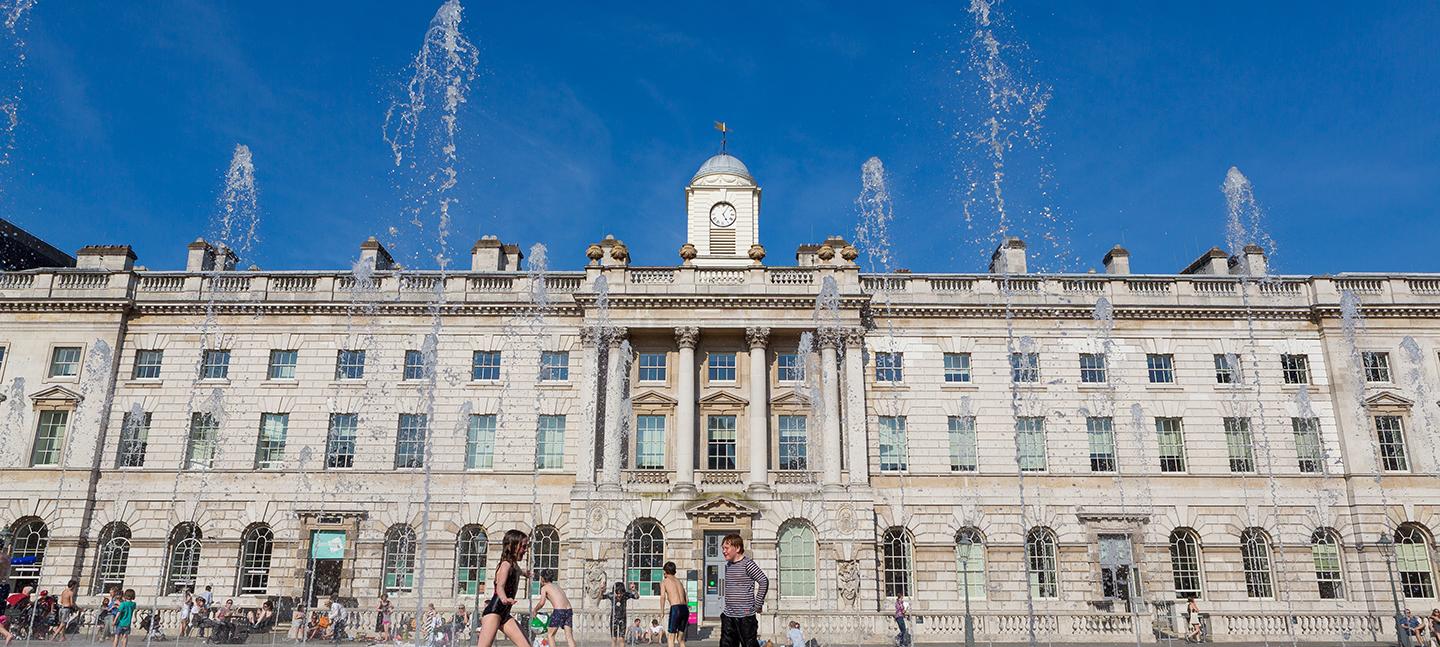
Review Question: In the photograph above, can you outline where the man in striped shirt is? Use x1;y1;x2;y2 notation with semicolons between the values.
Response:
719;534;769;647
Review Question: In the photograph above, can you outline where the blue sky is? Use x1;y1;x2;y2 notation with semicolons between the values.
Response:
1;1;1436;274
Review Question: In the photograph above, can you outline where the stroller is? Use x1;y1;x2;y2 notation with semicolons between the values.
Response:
140;612;168;641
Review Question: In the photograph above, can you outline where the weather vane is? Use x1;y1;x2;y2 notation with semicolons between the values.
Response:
714;121;729;153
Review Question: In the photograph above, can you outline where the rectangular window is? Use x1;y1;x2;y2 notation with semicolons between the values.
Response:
776;353;804;383
1016;417;1047;471
778;415;807;470
1362;352;1391;382
464;414;496;470
326;414;358;469
255;413;289;469
944;352;972;383
706;415;737;469
948;416;977;472
540;351;570;381
335;349;366;380
132;349;164;379
636;415;666;469
49;346;82;377
1293;417;1323;473
30;410;68;466
1147;354;1175;384
878;416;908;472
395;414;427;469
186;412;220;470
1224;417;1256;472
1375;415;1409;471
1281;354;1310;385
201;350;230;380
267;350;298;380
1213;353;1240;385
1079;353;1107;384
403;350;426;380
638;353;667;382
117;411;151;467
1087;417;1116;472
708;352;736;382
472;351;502;381
536;415;565;469
1010;352;1040;383
875;352;904;382
1156;417;1187;472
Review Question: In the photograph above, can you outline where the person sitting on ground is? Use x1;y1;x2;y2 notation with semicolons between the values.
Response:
626;619;645;646
787;622;804;647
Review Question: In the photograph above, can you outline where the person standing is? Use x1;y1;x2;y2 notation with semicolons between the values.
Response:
327;597;347;643
377;593;394;641
893;594;910;647
52;579;78;641
659;562;688;647
476;529;533;647
531;570;576;647
718;534;768;647
199;585;214;607
178;590;194;638
111;590;136;647
599;582;640;647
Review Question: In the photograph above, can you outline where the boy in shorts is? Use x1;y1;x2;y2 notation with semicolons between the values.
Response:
112;589;137;647
531;570;575;647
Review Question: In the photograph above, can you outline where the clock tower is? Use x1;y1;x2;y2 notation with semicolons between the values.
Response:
686;152;761;268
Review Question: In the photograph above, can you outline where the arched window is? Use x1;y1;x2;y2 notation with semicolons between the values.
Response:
166;523;203;594
1168;528;1204;599
1396;523;1436;599
626;520;665;596
238;525;274;595
530;525;561;596
382;525;416;593
93;522;132;594
881;527;913;598
1025;527;1058;599
456;526;488;595
8;518;48;591
1310;528;1343;599
955;528;986;601
1239;528;1274;599
777;521;816;597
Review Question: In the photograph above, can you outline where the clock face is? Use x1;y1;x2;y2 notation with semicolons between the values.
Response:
710;202;737;227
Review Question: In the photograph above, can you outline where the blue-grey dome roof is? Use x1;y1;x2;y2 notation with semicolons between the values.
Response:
692;153;753;182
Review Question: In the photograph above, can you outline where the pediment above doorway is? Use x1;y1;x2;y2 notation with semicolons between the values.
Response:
685;497;759;525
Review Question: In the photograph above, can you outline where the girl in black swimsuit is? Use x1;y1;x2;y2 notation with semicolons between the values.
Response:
476;529;530;647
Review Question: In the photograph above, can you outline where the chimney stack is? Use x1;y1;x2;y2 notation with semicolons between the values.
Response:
1180;247;1229;275
75;245;137;271
185;238;237;272
1102;245;1130;275
358;237;396;272
988;237;1027;274
1234;244;1268;276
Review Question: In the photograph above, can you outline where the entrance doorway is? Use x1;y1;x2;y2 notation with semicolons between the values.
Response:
305;530;347;606
702;532;732;620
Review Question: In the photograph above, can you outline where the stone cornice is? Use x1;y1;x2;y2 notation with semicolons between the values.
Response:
571;294;871;310
130;303;585;317
0;300;130;313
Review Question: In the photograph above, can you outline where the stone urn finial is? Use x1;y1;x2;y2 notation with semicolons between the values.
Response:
585;244;604;265
610;243;629;262
679;242;698;265
817;244;836;262
840;245;859;262
748;243;766;265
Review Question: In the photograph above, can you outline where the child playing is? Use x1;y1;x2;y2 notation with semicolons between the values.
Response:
475;529;532;647
787;622;804;647
648;620;663;644
111;589;136;647
599;582;639;647
625;619;645;646
530;570;576;647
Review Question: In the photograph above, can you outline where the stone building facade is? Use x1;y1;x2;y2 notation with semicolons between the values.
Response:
1;154;1438;643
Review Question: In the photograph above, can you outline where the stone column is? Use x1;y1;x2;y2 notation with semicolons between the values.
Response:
746;327;771;493
819;327;844;489
843;328;869;487
674;327;700;494
599;327;628;491
572;328;601;494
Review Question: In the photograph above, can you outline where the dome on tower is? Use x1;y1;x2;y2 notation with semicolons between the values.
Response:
692;153;753;182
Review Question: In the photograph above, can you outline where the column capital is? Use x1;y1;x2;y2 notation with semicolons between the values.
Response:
674;326;700;349
745;326;771;350
843;327;866;348
817;327;843;350
579;327;601;347
606;326;629;348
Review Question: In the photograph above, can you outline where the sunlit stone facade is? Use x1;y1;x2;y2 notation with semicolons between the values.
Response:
2;156;1439;643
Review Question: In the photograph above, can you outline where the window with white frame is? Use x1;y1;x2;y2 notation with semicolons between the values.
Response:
465;414;496;470
472;351;501;380
708;352;736;382
948;416;977;472
625;520;665;596
1016;417;1047;471
778;521;817;597
92;522;131;594
1240;528;1275;599
238;525;274;595
944;352;972;383
30;410;68;466
117;411;151;468
881;527;913;598
49;346;82;377
1293;417;1323;473
395;414;427;468
776;353;804;383
455;526;488;595
706;415;737;470
529;526;561;597
635;415;666;469
165;523;202;594
1223;417;1256;473
1146;353;1175;384
1311;528;1344;600
1155;417;1187;472
1362;351;1391;382
539;351;570;381
638;353;667;382
133;349;164;379
403;349;426;380
878;416;908;472
1010;352;1040;383
382;525;416;593
955;529;986;600
1087;417;1116;472
1026;527;1059;599
1375;415;1409;471
536;415;565;469
1281;354;1310;384
1396;524;1436;599
1168;528;1204;599
326;413;358;469
335;349;366;380
7;518;47;591
1213;353;1241;384
201;349;230;380
1079;353;1107;383
268;349;298;380
778;415;807;470
186;412;220;470
875;352;904;382
254;413;288;469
